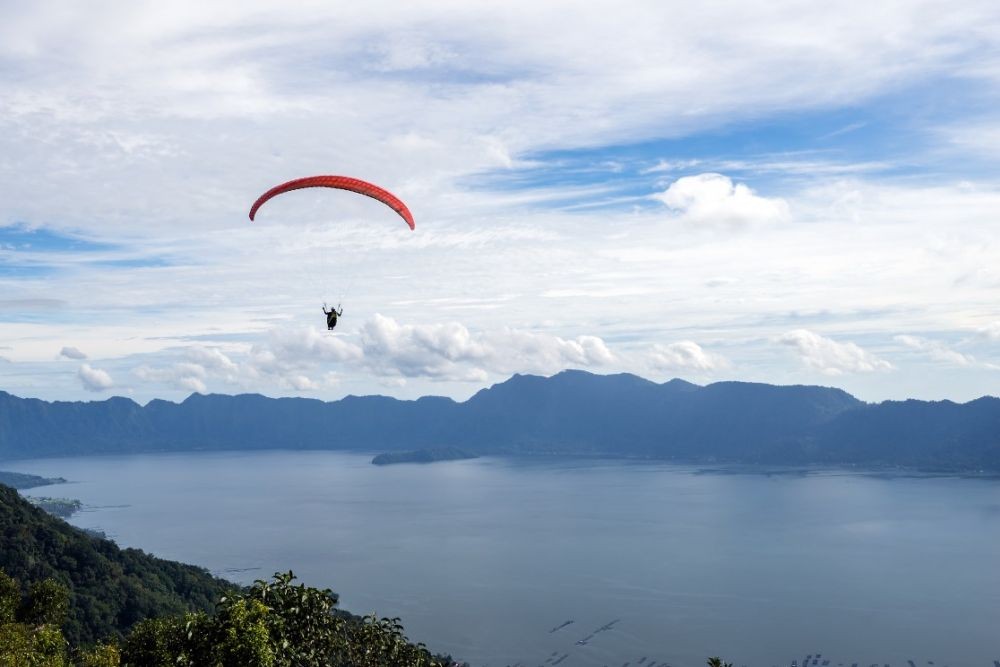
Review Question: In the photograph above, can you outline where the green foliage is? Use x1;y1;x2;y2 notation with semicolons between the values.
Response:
707;657;733;667
121;601;274;667
245;571;342;666
119;615;190;666
0;570;18;623
74;643;121;667
118;571;446;667
0;622;68;667
24;579;71;627
339;614;443;667
0;484;233;645
0;574;69;667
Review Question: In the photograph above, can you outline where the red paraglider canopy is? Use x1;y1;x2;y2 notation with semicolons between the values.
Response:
249;175;415;229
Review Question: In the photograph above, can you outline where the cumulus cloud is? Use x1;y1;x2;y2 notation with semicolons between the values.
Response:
894;334;975;367
130;346;253;394
78;363;114;392
185;345;238;373
134;362;208;394
648;341;728;373
359;314;614;382
654;173;790;227
778;329;893;376
59;346;87;360
977;322;1000;341
244;328;363;390
489;329;615;374
284;374;319;391
263;328;363;365
360;315;489;381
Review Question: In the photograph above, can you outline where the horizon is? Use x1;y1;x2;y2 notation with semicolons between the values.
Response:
3;2;1000;405
4;367;998;408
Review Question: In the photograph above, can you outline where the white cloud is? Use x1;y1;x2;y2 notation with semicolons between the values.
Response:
78;363;114;391
176;375;208;393
648;341;728;373
238;327;363;390
359;315;491;381
59;346;88;360
654;173;790;227
284;374;319;391
183;345;239;383
778;329;893;376
484;329;615;374
894;334;975;367
943;122;1000;157
246;329;359;381
359;314;613;381
134;362;208;394
977;322;1000;341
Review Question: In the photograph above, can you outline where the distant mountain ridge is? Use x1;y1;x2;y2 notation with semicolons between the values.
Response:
2;370;999;470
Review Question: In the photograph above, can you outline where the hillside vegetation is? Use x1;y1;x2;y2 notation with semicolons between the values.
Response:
0;484;232;645
3;370;999;470
0;484;459;666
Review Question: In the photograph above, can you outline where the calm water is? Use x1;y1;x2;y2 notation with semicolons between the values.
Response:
7;451;1000;667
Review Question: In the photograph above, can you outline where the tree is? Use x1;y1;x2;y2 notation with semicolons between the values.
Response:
0;570;69;667
23;579;70;628
0;570;18;623
121;572;447;667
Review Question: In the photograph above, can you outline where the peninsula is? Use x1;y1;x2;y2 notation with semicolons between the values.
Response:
0;470;66;490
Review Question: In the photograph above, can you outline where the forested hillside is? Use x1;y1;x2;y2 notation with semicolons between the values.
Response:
3;370;999;469
0;483;232;645
0;484;461;665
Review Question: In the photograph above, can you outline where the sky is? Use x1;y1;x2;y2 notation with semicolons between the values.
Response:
2;0;1000;404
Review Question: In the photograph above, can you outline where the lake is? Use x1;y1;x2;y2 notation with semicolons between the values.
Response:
7;451;1000;667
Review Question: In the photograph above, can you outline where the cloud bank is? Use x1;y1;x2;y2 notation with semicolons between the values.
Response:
779;329;893;376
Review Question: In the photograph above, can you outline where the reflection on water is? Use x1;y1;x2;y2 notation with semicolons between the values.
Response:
7;451;1000;667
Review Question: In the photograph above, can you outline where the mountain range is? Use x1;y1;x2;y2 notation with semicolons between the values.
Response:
2;370;999;470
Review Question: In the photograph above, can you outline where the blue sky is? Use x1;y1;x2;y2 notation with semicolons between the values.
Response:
2;1;1000;403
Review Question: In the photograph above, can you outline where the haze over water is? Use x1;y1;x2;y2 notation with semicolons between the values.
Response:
9;451;1000;667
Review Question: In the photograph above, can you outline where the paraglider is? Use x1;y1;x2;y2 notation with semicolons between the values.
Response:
249;175;414;330
248;175;414;229
323;303;343;330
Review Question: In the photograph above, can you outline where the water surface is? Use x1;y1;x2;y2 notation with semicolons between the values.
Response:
8;451;1000;666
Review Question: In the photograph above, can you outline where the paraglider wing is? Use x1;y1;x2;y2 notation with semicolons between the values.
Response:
248;175;415;229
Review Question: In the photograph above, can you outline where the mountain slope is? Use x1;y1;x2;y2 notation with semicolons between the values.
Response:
1;371;998;470
0;483;233;645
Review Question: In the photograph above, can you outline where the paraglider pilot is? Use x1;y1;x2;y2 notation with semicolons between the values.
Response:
323;303;343;330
